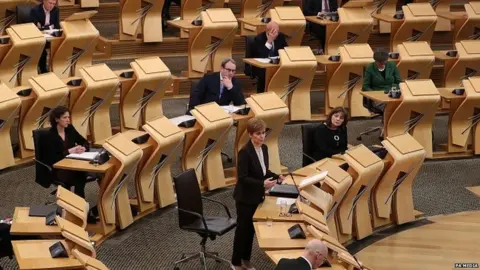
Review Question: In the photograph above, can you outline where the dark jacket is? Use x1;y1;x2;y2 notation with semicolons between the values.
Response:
275;257;312;270
43;125;88;167
188;72;245;112
362;61;401;92
253;32;288;59
313;123;348;161
233;140;279;205
30;4;61;30
304;0;339;16
35;125;88;188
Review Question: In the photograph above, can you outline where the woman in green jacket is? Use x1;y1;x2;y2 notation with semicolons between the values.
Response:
362;50;402;112
363;50;401;92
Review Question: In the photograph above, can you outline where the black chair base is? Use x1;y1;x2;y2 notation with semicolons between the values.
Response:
173;237;233;270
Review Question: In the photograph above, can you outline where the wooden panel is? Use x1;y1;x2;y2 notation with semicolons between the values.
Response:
356;211;480;270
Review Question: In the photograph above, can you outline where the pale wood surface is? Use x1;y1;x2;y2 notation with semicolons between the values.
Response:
12;240;83;270
53;159;113;173
357;211;480;270
10;207;61;236
466;186;480;198
253;196;303;222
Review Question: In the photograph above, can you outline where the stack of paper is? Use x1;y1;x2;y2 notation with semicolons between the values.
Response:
66;152;99;161
299;171;328;189
254;58;271;64
169;115;196;126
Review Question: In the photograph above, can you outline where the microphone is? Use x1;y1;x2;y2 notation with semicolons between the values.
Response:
302;152;317;164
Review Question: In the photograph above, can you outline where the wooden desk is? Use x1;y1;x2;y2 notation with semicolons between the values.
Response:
53;159;115;244
254;221;314;250
305;16;339;26
167;19;201;31
371;13;403;24
243;58;279;93
434;50;457;61
238;18;267;35
437;87;463;100
54;159;113;173
12;240;83;270
436;11;466;21
10;207;61;236
253;196;303;222
360;91;402;137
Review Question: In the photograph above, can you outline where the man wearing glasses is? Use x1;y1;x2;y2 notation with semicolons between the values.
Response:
188;58;245;112
275;239;329;269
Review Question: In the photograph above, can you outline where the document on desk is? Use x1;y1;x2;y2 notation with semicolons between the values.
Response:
169;115;196;126
66;152;99;161
221;105;243;114
276;198;297;206
254;58;271;64
298;171;328;189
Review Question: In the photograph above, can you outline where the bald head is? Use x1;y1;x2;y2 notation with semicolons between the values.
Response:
303;239;328;268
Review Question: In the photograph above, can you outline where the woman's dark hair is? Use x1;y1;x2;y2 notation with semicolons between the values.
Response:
49;106;70;128
325;107;348;129
373;49;388;63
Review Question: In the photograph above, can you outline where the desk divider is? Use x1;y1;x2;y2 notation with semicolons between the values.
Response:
373;133;425;228
141;116;184;208
0;83;20;169
0;23;45;88
184;102;233;190
51;11;99;79
120;57;172;131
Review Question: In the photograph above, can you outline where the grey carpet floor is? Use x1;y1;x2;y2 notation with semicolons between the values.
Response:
1;97;480;269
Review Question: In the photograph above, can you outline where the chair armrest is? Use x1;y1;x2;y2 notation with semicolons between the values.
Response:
177;207;209;231
34;158;52;171
201;196;232;218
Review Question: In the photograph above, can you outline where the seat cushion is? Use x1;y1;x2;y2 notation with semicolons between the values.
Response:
183;216;237;236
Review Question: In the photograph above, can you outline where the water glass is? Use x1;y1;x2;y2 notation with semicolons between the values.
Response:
280;201;288;216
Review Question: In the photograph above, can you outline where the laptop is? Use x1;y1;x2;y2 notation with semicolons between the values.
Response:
268;174;300;199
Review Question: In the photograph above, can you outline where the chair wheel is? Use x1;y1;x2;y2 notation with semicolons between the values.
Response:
174;267;180;270
356;136;362;141
227;158;233;163
215;259;221;263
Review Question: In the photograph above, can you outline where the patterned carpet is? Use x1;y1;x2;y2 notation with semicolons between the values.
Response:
1;97;480;269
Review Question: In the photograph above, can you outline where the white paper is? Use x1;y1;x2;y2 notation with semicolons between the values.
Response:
66;151;99;161
299;171;328;189
221;105;243;113
276;197;297;206
43;34;53;38
254;58;271;64
169;115;196;126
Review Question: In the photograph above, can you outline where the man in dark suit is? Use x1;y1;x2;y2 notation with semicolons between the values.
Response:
30;0;61;74
252;21;288;93
303;0;339;53
188;58;245;112
275;239;329;270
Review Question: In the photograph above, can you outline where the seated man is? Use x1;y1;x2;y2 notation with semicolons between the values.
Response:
188;58;245;112
275;239;329;270
253;21;288;93
30;0;60;74
303;0;338;53
362;49;401;113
